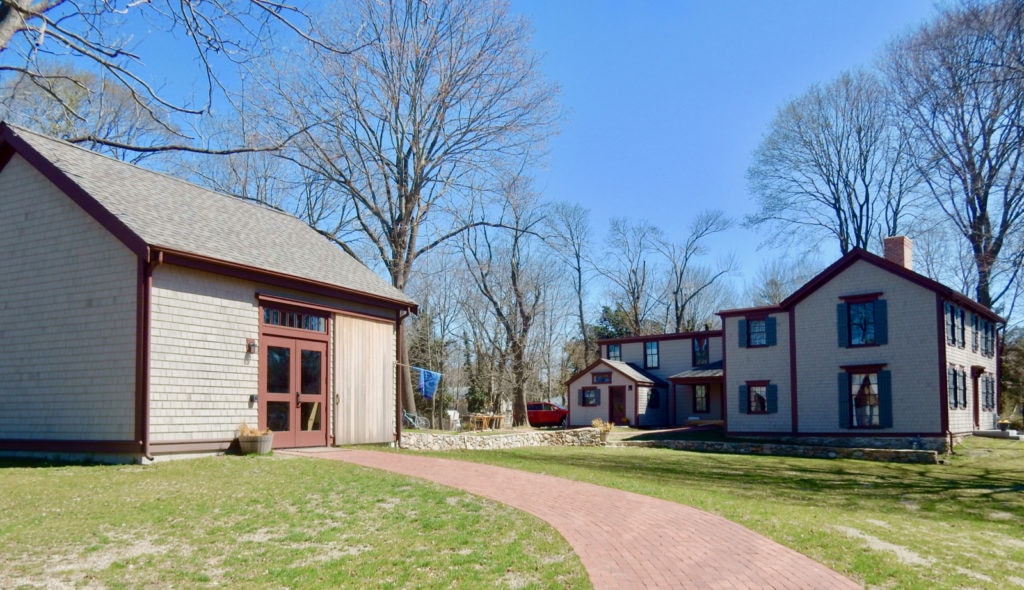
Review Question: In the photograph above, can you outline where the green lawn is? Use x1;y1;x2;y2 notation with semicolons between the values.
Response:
0;455;588;589
424;436;1024;589
3;439;1021;589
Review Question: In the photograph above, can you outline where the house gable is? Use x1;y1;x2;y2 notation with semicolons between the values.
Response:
0;122;416;313
792;258;943;435
0;154;138;443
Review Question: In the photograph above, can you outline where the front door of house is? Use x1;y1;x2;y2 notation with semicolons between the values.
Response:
609;386;627;425
261;335;328;448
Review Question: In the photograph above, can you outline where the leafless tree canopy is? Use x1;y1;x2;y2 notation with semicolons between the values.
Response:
0;66;182;163
0;0;348;152
887;0;1024;310
747;70;921;255
599;217;664;336
268;0;557;291
545;202;594;367
656;210;733;332
249;0;556;411
461;177;549;426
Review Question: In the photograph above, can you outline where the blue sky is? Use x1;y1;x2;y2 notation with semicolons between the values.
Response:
510;0;940;292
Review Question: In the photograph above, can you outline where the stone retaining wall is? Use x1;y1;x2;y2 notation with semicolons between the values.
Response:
400;428;600;451
620;440;939;464
400;428;940;463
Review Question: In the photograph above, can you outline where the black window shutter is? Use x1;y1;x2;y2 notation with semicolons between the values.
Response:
766;384;778;413
959;370;968;409
947;367;956;408
738;385;749;414
766;317;777;347
954;309;962;346
836;303;849;347
946;303;956;345
838;373;851;428
878;370;893;428
738;319;747;348
874;300;888;345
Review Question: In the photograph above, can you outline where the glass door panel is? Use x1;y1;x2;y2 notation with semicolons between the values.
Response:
295;344;327;445
300;350;321;394
267;401;291;433
267;347;291;393
261;336;328;448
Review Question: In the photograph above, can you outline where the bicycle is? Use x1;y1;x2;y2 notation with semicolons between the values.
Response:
402;410;430;430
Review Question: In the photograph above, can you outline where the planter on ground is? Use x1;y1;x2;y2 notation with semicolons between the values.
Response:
239;433;274;454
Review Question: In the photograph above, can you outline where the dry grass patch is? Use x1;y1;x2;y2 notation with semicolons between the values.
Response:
429;436;1024;588
0;455;589;589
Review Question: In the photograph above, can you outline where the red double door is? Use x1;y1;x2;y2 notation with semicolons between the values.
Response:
260;335;328;448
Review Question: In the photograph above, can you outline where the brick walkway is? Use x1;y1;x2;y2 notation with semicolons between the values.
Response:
282;449;862;590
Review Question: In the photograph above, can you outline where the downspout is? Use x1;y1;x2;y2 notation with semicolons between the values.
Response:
937;295;951;454
395;308;410;446
138;249;163;461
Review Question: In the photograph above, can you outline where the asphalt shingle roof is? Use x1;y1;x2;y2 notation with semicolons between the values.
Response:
669;360;724;381
602;360;668;387
3;123;414;308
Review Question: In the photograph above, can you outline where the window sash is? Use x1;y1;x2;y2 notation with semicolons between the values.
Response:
607;344;621;361
693;385;709;413
692;338;709;366
839;370;892;429
645;341;659;368
748;320;767;347
848;302;876;346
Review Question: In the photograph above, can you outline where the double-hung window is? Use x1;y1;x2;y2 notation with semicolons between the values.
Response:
838;295;887;347
737;317;777;348
980;320;995;357
692;337;710;366
738;381;777;414
606;343;621;361
947;365;968;409
839;365;892;429
644;341;659;369
693;384;709;413
945;303;967;348
982;376;996;411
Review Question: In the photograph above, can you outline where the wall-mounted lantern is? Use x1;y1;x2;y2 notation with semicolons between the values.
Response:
246;338;258;354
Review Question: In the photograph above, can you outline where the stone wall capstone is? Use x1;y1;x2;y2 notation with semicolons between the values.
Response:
400;428;601;451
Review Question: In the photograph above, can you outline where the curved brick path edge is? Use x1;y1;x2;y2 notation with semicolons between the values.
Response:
281;449;862;590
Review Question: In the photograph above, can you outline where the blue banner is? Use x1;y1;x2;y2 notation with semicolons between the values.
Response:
415;367;442;400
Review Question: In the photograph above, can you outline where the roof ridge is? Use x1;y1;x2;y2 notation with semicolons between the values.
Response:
2;121;301;224
1;120;415;309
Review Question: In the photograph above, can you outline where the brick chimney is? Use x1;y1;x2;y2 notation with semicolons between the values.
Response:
883;236;913;271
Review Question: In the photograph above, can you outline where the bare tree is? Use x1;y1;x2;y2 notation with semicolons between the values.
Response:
747;70;922;255
0;67;180;163
461;177;547;426
887;0;1024;310
545;202;595;366
261;0;556;411
655;210;734;332
598;217;664;336
746;256;819;306
0;0;349;152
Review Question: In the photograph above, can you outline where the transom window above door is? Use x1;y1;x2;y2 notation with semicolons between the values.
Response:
263;305;327;333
